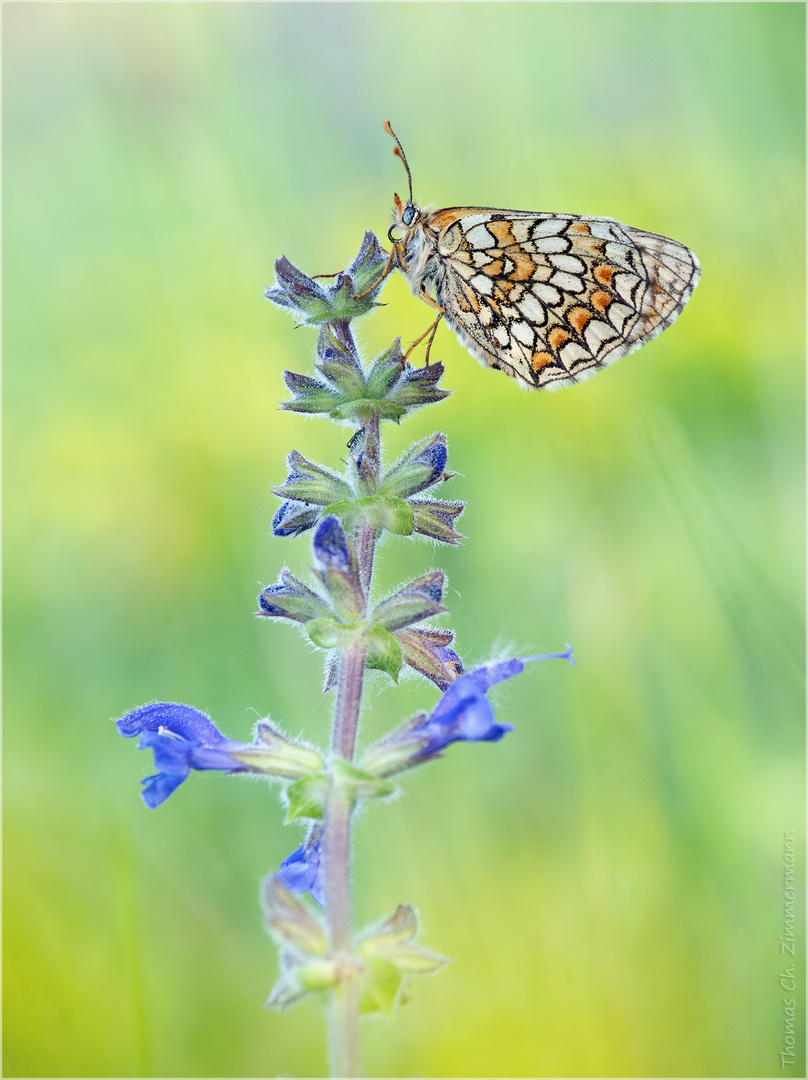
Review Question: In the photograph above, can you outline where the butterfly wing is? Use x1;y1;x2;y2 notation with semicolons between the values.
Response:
429;209;699;390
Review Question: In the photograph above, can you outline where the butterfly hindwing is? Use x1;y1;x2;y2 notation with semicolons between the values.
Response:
403;208;699;390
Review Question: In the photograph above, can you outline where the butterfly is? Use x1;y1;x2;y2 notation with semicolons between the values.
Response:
376;121;700;391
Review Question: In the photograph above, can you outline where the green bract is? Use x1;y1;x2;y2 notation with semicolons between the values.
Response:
284;774;330;823
355;904;449;1016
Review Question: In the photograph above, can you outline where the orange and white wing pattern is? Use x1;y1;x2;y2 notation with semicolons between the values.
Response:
426;208;700;390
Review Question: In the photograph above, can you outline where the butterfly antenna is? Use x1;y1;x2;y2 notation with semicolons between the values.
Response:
384;120;414;205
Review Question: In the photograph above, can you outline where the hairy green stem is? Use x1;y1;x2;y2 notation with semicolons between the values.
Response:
330;639;368;765
324;320;381;1078
356;411;380;593
328;971;361;1080
325;637;367;1077
324;778;359;1078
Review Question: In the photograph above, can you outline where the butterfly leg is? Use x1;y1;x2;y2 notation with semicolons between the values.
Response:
354;243;403;299
422;313;444;366
404;305;445;366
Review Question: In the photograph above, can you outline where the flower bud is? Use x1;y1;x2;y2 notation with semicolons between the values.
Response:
410;498;466;545
360;713;430;777
272;500;321;538
395;626;463;688
376;353;452;412
281;336;452;424
371;571;448;632
315;324;365;396
311;516;364;621
276;835;325;905
279;330;362;417
271;449;353;507
344;230;390;301
380;433;449;500
263;256;332;322
256;569;330;624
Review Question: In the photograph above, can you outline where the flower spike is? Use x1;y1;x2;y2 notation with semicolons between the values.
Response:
116;219;579;1070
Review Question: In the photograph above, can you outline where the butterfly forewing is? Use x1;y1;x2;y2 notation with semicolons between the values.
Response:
402;207;699;390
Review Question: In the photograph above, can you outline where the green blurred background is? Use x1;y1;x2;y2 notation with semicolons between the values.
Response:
3;3;804;1077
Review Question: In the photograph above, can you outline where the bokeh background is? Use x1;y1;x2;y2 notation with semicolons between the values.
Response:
4;3;804;1077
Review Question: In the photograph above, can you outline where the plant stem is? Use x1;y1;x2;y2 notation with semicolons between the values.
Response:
330;640;368;765
324;320;382;1078
355;410;380;594
329;969;361;1080
325;640;367;1078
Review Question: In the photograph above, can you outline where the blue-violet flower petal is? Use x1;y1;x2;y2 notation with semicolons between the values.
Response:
276;841;325;907
415;647;575;759
313;515;352;572
116;702;248;809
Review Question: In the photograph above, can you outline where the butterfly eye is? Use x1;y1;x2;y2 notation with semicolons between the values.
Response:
402;205;417;226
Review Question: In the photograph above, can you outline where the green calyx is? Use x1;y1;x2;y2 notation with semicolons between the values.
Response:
263;877;328;957
221;720;325;781
266;956;365;1011
329;757;396;801
284;758;396;823
326;496;414;536
355;905;449;1015
306;617;365;651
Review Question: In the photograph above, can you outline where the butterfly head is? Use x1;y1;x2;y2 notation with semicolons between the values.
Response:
390;190;421;242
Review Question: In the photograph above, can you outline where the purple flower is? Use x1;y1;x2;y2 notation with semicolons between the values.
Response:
413;669;515;757
417;650;574;757
276;839;325;907
362;647;574;777
116;702;249;809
